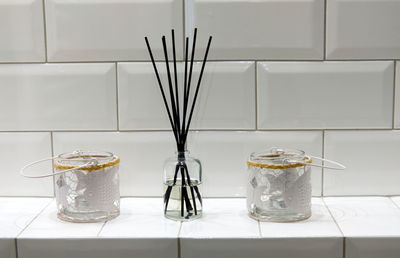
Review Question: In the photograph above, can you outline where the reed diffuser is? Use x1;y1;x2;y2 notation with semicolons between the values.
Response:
145;29;212;221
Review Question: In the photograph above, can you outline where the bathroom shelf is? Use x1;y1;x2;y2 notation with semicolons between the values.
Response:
1;197;400;258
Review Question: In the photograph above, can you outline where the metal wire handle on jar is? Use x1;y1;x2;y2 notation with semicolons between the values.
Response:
20;156;99;178
284;156;346;170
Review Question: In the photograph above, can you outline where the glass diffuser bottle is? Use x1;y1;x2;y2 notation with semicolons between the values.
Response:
163;151;202;220
145;28;212;221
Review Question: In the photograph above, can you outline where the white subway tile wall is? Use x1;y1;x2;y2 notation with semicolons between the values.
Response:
326;0;400;60
118;62;255;130
0;0;398;197
0;63;117;130
324;131;400;195
187;0;324;60
45;0;183;61
0;133;53;196
0;0;45;62
257;61;394;129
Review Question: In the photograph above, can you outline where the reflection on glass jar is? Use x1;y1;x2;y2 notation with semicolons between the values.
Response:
54;151;120;223
247;148;312;222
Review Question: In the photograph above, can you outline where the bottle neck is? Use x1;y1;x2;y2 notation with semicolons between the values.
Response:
176;150;189;161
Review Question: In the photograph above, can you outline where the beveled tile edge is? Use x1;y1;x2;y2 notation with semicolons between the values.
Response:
6;197;400;257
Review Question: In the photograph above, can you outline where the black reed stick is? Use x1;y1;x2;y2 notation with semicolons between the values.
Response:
145;29;211;220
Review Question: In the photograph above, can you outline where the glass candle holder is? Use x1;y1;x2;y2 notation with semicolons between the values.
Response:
163;151;202;221
246;148;312;222
54;151;120;223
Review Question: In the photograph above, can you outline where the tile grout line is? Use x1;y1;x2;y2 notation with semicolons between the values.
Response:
14;238;19;258
177;222;183;258
0;128;398;134
115;63;120;131
392;61;397;129
321;198;346;258
389;197;400;210
16;198;54;238
255;62;258;130
0;59;398;65
321;130;325;196
50;131;55;196
323;0;327;60
42;0;48;62
97;220;108;237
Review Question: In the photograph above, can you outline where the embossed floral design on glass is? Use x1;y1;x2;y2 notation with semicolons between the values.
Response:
54;151;120;222
246;148;312;222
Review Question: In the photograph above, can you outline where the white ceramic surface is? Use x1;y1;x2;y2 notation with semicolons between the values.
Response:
0;133;53;196
256;198;343;258
18;200;104;238
187;0;324;60
0;0;45;62
179;198;259;238
118;62;255;130
180;198;342;258
391;196;400;209
257;62;394;129
324;197;400;258
395;62;400;128
0;63;117;130
0;197;51;258
45;0;183;61
0;197;52;237
326;0;400;59
53;131;322;197
99;198;180;238
324;130;400;196
259;198;342;237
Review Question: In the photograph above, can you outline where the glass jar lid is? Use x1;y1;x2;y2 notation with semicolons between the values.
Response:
54;150;120;172
247;147;312;169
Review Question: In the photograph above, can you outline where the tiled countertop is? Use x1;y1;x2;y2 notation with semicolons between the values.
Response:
1;197;400;258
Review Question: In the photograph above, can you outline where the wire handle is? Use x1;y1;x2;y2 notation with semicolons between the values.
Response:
20;156;98;178
285;155;346;170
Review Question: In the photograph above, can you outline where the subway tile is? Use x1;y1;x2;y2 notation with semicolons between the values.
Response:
0;198;52;237
257;199;342;258
180;199;259;238
187;0;324;60
19;238;177;258
0;133;53;196
257;62;394;129
180;199;262;258
324;197;400;258
326;0;400;59
53;131;322;197
118;62;255;130
180;199;342;258
0;0;45;62
395;62;400;128
17;200;106;258
0;63;117;130
45;0;183;61
18;200;103;238
99;198;180;238
0;197;52;258
324;131;400;196
98;199;179;258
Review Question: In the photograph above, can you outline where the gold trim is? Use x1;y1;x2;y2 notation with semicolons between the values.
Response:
54;156;120;173
247;156;312;169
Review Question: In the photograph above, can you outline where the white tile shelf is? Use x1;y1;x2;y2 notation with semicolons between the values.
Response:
1;197;400;258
